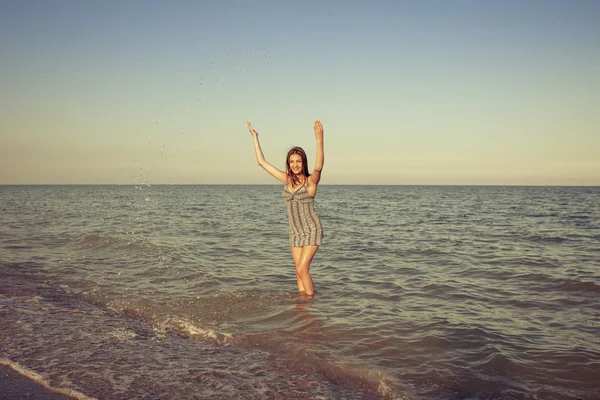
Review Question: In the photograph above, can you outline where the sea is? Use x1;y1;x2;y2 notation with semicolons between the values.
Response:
1;184;599;400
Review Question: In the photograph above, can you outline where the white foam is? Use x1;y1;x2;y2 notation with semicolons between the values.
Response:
164;317;233;344
101;328;138;342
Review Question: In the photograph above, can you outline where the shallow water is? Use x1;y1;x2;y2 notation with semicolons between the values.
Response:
1;185;599;399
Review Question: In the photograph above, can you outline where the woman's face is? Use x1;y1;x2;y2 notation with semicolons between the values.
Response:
288;154;303;175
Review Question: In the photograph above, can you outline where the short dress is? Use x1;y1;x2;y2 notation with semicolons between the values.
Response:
282;184;324;247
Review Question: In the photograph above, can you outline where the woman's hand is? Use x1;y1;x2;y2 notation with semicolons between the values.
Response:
314;120;323;141
247;121;258;137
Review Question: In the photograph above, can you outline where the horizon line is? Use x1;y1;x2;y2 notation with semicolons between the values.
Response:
1;183;599;188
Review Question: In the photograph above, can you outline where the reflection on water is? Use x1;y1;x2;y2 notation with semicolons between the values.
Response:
295;294;321;338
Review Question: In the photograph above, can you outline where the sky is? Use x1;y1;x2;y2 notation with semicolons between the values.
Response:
1;0;599;185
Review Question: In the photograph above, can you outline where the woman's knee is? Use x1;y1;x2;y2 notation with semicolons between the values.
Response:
296;265;310;278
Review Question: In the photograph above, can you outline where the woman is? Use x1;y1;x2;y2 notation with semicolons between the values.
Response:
247;120;324;296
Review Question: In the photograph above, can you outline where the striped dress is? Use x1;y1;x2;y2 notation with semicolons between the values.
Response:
282;184;323;247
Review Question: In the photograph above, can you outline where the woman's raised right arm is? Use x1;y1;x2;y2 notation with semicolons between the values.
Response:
247;121;287;183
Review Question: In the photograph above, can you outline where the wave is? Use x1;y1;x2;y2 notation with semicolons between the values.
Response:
525;234;570;244
3;273;416;400
156;316;234;344
75;234;150;251
72;234;187;274
81;285;419;399
408;335;452;348
474;348;526;375
97;295;236;345
512;272;600;294
421;282;454;293
2;288;393;400
552;279;600;294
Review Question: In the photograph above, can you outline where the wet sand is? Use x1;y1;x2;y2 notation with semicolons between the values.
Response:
0;365;73;400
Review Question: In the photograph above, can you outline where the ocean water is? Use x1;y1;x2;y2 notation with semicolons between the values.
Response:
1;184;599;400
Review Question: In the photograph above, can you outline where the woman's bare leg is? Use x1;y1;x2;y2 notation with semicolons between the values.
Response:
291;246;305;292
296;245;319;296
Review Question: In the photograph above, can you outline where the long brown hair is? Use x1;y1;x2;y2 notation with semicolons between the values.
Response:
285;146;310;187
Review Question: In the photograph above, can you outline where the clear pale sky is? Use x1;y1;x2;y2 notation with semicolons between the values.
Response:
1;0;599;185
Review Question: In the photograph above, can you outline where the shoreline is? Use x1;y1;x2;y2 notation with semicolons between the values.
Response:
0;361;93;400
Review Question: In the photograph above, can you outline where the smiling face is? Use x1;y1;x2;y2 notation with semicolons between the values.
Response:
288;154;303;175
285;147;310;185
